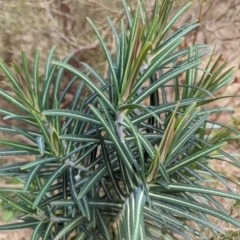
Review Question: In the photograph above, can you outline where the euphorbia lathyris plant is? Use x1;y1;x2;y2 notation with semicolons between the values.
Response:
0;0;239;239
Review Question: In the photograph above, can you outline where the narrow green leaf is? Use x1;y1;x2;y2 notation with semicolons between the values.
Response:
97;128;124;201
31;220;45;240
58;76;78;105
133;61;201;104
88;200;122;210
119;21;127;84
0;188;30;193
122;0;132;28
53;60;117;116
44;46;56;80
68;167;87;218
161;3;191;40
13;127;38;143
0;62;22;93
50;200;75;207
128;41;152;88
54;215;84;240
42;63;58;109
0;149;34;156
132;41;183;95
166;183;240;200
33;50;40;107
0;195;34;214
0;139;40;154
97;210;111;240
131;99;205;125
24;164;42;191
0;162;25;172
121;7;140;97
167;142;225;174
132;185;146;240
32;112;52;150
89;105;136;176
21;157;59;170
0;89;29;112
60;134;111;145
151;193;240;227
123;115;145;177
0;221;38;230
15;193;38;209
78;166;107;199
21;51;32;94
53;53;73;106
36;136;45;156
107;17;119;44
43;109;100;125
42;221;54;240
87;18;119;98
145;202;224;234
32;164;68;209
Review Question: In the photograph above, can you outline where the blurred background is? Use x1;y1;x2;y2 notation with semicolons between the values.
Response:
0;0;239;75
0;0;240;239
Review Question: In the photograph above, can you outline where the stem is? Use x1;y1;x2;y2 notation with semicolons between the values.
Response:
117;111;125;142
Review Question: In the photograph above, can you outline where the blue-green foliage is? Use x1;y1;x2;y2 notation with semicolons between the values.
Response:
0;0;239;239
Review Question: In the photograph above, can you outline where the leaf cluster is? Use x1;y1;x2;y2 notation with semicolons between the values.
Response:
0;0;239;239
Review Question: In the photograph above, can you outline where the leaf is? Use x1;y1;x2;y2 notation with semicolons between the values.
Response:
42;62;58;109
0;89;29;112
89;105;137;178
31;220;45;240
0;149;35;156
87;18;119;99
54;215;84;240
52;61;117;115
78;165;107;199
146;103;178;182
33;50;40;108
150;193;240;228
132;60;201;104
167;142;226;174
44;46;56;81
24;164;42;191
0;140;40;154
131;99;199;125
21;51;33;96
36;136;45;156
122;0;132;28
32;112;52;150
42;221;54;240
97;210;111;240
43;109;101;126
0;62;22;93
97;128;124;201
68;167;87;218
32;164;69;209
121;6;141;98
21;157;59;170
53;53;73;106
50;126;61;156
115;185;146;240
0;221;38;230
163;183;240;200
123;115;145;177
